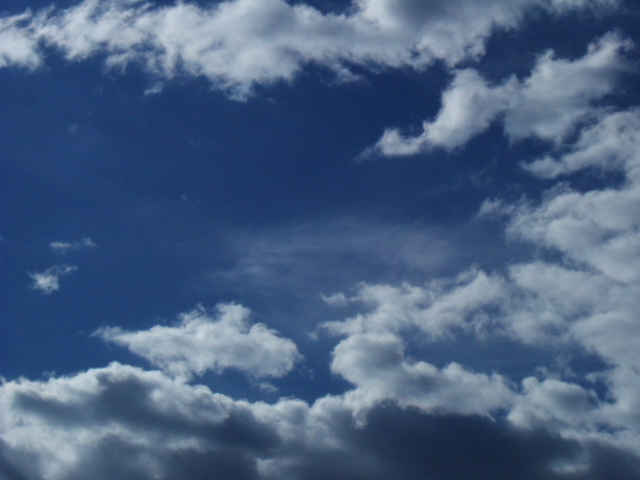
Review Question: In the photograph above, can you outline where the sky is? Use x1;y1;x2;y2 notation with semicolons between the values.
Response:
2;0;640;478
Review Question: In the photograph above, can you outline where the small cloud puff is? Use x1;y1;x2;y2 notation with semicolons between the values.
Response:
29;265;78;295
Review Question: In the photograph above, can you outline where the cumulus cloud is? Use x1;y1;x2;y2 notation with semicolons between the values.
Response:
0;363;279;480
0;0;620;97
95;303;301;381
505;109;640;284
323;268;506;339
28;265;78;294
371;32;633;156
331;331;514;416
1;360;639;479
522;107;640;180
50;237;96;253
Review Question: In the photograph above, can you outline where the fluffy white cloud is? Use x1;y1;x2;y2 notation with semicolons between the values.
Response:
506;186;640;284
96;303;301;381
372;32;632;156
523;108;640;180
323;268;506;338
28;264;78;294
0;0;619;97
0;12;41;69
371;70;517;156
503;32;633;142
331;331;514;415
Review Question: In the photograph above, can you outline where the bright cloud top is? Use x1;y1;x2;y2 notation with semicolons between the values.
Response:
0;0;619;97
28;265;78;294
96;303;301;381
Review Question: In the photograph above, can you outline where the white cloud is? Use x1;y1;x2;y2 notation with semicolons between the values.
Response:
325;97;640;448
370;70;517;156
503;32;634;142
96;303;301;381
331;331;514;415
29;265;78;294
50;237;97;253
0;11;41;69
506;185;640;284
371;32;632;156
0;362;282;480
508;376;597;429
3;359;621;480
522;108;640;180
323;268;506;339
0;0;620;97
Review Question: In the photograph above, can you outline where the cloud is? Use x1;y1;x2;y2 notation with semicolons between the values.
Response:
327;101;640;457
522;107;640;180
28;265;78;295
370;32;633;156
1;362;639;480
0;363;279;480
0;0;620;97
322;268;506;339
331;331;514;416
370;70;518;156
50;237;96;253
95;303;301;381
505;112;640;284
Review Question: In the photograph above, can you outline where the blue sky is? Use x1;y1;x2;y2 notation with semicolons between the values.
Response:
2;0;640;478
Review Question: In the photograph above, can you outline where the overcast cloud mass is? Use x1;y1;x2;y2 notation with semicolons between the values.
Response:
2;0;640;479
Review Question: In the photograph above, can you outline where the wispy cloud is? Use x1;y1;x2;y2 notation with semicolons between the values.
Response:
50;237;96;253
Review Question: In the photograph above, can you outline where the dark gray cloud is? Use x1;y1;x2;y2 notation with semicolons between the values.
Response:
2;367;640;480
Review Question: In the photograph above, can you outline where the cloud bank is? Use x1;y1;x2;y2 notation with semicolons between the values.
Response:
0;0;620;97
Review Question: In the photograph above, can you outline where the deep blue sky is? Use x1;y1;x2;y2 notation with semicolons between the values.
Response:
2;1;640;479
